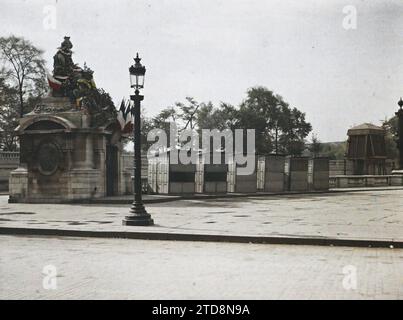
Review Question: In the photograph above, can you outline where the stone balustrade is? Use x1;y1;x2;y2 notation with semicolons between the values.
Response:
0;151;19;162
0;151;20;191
329;175;403;188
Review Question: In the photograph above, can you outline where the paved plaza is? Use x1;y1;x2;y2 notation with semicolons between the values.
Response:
0;189;402;242
0;235;402;299
1;188;403;299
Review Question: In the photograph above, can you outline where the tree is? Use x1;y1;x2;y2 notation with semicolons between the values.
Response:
308;133;322;158
236;87;312;155
236;91;272;154
150;106;178;149
0;77;19;150
122;108;155;152
320;141;347;160
145;87;312;156
153;106;178;127
279;107;312;156
196;102;238;131
0;35;47;117
176;97;200;130
382;116;399;161
195;102;215;130
140;112;155;152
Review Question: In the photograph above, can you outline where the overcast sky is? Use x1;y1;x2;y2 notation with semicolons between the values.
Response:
1;0;403;142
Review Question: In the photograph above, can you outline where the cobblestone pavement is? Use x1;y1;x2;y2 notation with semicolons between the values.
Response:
0;235;402;299
0;189;402;241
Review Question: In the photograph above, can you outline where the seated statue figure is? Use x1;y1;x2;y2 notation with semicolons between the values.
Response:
53;36;75;78
47;37;117;127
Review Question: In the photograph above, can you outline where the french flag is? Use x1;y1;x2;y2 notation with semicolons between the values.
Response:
47;73;62;91
117;99;133;134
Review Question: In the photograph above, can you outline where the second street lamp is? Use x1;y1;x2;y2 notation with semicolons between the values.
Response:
122;53;154;226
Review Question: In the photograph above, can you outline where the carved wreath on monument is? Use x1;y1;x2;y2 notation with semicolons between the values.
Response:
37;142;62;176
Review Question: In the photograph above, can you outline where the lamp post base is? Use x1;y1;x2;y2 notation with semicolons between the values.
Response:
123;216;154;226
122;202;154;226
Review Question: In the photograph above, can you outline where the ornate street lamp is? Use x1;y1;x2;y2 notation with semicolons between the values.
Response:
123;53;154;226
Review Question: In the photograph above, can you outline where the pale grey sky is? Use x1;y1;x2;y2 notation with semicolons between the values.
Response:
1;0;403;141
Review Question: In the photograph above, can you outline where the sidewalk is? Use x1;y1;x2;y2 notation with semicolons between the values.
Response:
0;188;402;248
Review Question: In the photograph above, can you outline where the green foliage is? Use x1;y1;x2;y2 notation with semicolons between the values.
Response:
175;97;199;130
0;36;47;150
308;133;322;158
0;35;47;117
382;116;399;161
320;141;347;160
144;86;312;155
196;102;238;131
235;87;312;155
123;108;156;152
0;77;19;150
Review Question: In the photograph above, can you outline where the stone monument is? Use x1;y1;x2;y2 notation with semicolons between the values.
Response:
9;37;122;203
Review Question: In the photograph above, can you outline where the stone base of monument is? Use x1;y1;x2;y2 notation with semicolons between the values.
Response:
8;96;122;203
9;168;103;203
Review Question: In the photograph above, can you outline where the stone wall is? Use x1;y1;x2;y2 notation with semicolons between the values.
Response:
121;153;148;194
262;155;285;192
286;157;309;191
200;164;227;193
0;152;19;192
232;170;257;193
228;160;257;193
329;160;354;176
169;164;196;194
147;155;330;194
329;175;403;188
309;158;330;190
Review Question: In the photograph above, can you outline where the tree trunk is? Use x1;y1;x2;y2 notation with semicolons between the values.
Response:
18;84;24;118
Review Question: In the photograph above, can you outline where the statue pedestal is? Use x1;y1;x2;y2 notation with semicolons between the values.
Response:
9;96;120;203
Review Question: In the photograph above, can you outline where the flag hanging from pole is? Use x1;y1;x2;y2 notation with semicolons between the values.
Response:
122;101;134;134
117;98;127;130
117;99;134;134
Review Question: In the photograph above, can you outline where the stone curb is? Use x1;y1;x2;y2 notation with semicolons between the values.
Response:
0;227;401;249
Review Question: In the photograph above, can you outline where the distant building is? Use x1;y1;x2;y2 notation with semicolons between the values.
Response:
346;123;386;175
